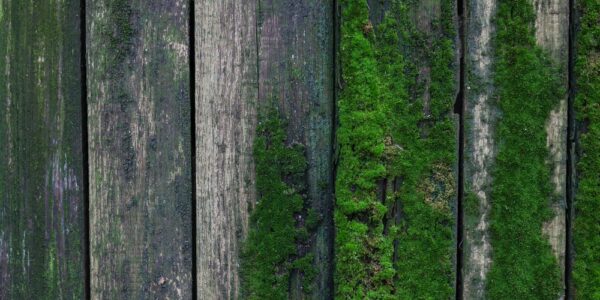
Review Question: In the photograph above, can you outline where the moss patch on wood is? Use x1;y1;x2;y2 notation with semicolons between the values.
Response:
242;109;318;299
573;0;600;298
335;0;456;298
485;0;563;298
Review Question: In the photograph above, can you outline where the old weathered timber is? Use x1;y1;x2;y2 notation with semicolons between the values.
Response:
334;0;458;298
87;0;193;298
463;0;565;298
534;0;570;297
463;0;496;297
257;1;335;298
195;0;334;299
0;0;86;298
195;1;258;298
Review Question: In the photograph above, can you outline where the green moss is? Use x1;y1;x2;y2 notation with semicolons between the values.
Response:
241;109;316;299
573;0;600;298
335;0;456;298
485;0;563;298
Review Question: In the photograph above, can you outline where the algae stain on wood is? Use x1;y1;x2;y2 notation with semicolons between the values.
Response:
0;0;85;298
87;0;192;298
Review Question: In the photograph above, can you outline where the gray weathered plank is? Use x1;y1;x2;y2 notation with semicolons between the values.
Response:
86;0;193;298
195;1;258;298
195;1;334;299
257;1;335;298
0;0;86;298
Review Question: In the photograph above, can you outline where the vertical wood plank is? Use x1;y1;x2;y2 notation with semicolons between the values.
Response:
534;0;570;297
335;0;458;298
463;0;566;298
86;0;192;298
573;0;600;297
195;1;258;298
0;0;85;298
463;0;496;297
257;1;335;298
195;1;335;298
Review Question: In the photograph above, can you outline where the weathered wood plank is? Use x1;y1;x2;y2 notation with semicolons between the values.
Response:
257;1;335;298
195;1;258;298
195;1;334;298
463;0;496;297
463;0;566;298
335;0;458;298
0;0;86;298
86;0;192;298
534;0;570;297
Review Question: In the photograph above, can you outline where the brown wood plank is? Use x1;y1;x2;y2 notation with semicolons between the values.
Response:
86;0;193;298
0;0;86;298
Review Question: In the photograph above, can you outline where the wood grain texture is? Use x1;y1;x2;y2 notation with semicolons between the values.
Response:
257;1;335;298
463;1;496;297
0;0;85;298
86;0;192;298
195;1;334;298
195;1;258;298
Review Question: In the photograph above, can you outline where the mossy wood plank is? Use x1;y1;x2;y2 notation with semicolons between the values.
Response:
195;1;335;299
573;0;600;298
335;0;459;298
255;1;335;299
86;0;192;298
463;0;566;298
0;1;86;299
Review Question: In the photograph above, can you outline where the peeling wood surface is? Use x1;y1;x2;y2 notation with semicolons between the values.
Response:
464;0;496;298
86;0;192;298
257;1;335;298
195;1;258;298
0;0;86;298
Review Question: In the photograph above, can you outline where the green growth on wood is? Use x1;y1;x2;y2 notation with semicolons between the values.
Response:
573;0;600;298
485;0;563;298
241;109;317;299
335;0;456;298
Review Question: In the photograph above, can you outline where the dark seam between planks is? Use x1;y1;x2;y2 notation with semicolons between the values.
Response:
189;0;197;299
455;0;467;299
565;0;575;298
80;0;91;298
331;0;340;298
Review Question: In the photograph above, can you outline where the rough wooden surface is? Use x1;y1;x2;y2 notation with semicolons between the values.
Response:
463;0;497;297
257;1;335;298
0;1;86;298
195;1;258;298
86;0;192;298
